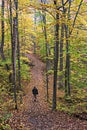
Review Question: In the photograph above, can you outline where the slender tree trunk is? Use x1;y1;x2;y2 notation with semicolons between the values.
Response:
10;1;18;108
12;17;18;109
9;0;13;63
59;23;64;88
0;0;9;70
70;0;83;35
65;24;70;96
16;1;21;91
52;0;59;110
64;0;83;96
41;0;49;101
65;0;71;96
14;0;21;91
7;0;10;57
33;10;36;54
1;0;4;59
59;0;65;89
17;30;21;91
43;12;49;101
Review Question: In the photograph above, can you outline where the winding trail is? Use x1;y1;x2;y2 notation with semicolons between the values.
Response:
9;53;87;130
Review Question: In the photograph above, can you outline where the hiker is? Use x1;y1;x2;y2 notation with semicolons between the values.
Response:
32;86;38;101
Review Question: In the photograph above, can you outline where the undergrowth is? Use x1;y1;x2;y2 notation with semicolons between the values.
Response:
56;87;87;115
0;55;31;130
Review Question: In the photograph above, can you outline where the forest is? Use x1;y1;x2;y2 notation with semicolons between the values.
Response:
0;0;87;129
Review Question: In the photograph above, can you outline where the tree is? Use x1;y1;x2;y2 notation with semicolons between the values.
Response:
0;0;9;70
14;0;21;91
52;0;59;110
59;0;65;88
41;0;50;101
64;0;71;96
65;0;83;96
12;17;18;109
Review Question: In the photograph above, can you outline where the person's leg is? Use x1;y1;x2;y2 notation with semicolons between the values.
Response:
34;94;36;101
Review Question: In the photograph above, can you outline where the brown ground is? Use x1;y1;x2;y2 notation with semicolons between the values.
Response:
9;53;87;130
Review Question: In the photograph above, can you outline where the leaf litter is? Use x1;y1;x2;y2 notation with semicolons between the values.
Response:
9;53;87;130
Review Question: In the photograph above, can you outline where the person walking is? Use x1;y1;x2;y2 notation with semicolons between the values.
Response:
32;86;38;101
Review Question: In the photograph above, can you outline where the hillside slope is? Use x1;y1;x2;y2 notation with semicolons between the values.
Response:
9;53;87;130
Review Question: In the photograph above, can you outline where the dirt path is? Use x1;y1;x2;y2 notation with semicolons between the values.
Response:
9;53;87;130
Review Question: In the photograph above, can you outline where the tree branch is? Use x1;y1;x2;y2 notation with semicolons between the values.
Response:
57;0;69;10
70;0;83;35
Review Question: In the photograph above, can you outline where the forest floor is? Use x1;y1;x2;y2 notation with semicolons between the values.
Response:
9;53;87;130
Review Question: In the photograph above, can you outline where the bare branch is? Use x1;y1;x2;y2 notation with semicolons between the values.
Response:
70;0;83;35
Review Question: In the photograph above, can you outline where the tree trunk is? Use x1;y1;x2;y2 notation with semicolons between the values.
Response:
59;23;64;88
12;17;18;109
59;0;65;89
16;1;21;91
0;0;9;70
64;0;83;96
9;0;13;64
65;25;70;96
14;0;21;91
52;0;59;110
41;0;49;101
65;0;71;96
1;0;4;59
43;13;49;101
33;10;36;54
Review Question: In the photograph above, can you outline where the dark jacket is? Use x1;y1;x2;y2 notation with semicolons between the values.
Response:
32;87;38;95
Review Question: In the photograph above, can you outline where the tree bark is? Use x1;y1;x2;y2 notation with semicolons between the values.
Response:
65;0;71;96
1;0;4;59
14;0;21;91
59;23;64;88
41;0;49;101
52;0;59;110
43;13;49;101
65;24;70;96
0;0;9;70
12;17;18;109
